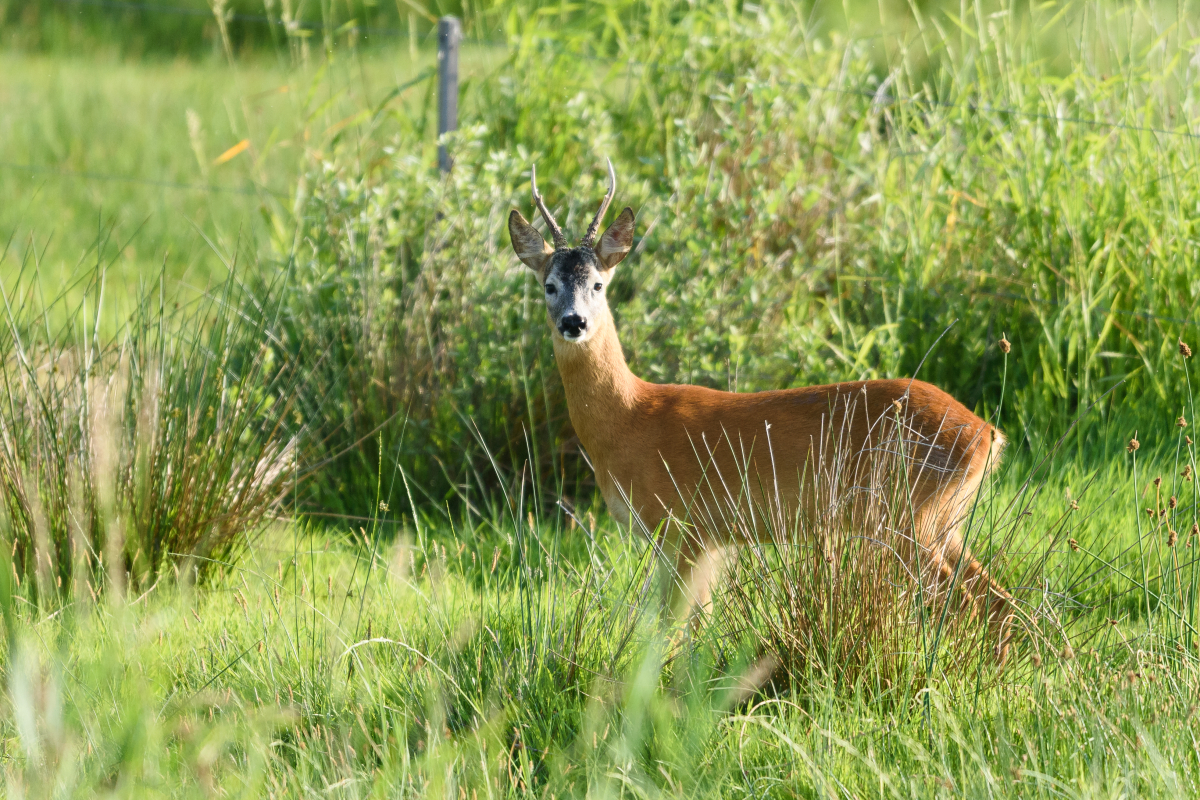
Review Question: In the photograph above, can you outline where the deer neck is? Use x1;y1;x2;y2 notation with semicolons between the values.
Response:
552;307;642;454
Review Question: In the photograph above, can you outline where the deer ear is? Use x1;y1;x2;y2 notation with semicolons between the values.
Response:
595;207;635;271
509;210;555;277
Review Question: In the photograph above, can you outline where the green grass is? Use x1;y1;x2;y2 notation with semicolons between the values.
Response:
4;453;1200;797
4;0;468;59
4;0;1200;795
0;43;504;326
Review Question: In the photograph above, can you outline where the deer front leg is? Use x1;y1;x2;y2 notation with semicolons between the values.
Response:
663;540;729;632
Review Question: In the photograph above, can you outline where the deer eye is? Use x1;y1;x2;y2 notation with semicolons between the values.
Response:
545;284;557;295
594;283;603;291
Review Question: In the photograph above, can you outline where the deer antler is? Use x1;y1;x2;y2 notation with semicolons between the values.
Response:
530;163;568;251
581;158;616;249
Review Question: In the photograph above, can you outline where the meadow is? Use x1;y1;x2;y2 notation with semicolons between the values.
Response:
3;0;1200;796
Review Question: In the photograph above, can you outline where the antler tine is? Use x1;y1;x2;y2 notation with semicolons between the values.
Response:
581;157;617;248
530;163;568;251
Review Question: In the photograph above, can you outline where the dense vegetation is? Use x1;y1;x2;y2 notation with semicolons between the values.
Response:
2;0;1200;796
280;0;1200;513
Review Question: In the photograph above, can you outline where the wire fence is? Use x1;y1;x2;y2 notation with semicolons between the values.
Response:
5;4;1200;332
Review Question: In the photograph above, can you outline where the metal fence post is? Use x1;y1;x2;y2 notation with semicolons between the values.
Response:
437;16;461;173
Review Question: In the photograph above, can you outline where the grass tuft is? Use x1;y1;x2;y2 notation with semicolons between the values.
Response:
0;254;299;603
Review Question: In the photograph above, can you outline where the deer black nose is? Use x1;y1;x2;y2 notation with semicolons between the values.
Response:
559;314;587;338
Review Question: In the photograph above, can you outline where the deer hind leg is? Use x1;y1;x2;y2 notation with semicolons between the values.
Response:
913;477;1017;663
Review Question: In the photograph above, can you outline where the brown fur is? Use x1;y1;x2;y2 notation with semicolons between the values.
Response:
552;299;1015;650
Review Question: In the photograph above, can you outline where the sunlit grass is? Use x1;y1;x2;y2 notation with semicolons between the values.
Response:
5;457;1200;798
0;43;507;329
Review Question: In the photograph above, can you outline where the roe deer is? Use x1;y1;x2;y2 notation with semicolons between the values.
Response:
508;160;1017;659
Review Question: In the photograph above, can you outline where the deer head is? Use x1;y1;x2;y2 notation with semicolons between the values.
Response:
508;159;635;343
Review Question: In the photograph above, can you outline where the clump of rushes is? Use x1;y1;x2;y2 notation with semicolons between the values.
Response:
0;267;299;605
719;408;1063;696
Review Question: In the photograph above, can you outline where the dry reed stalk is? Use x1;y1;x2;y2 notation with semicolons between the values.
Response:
673;399;1057;694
